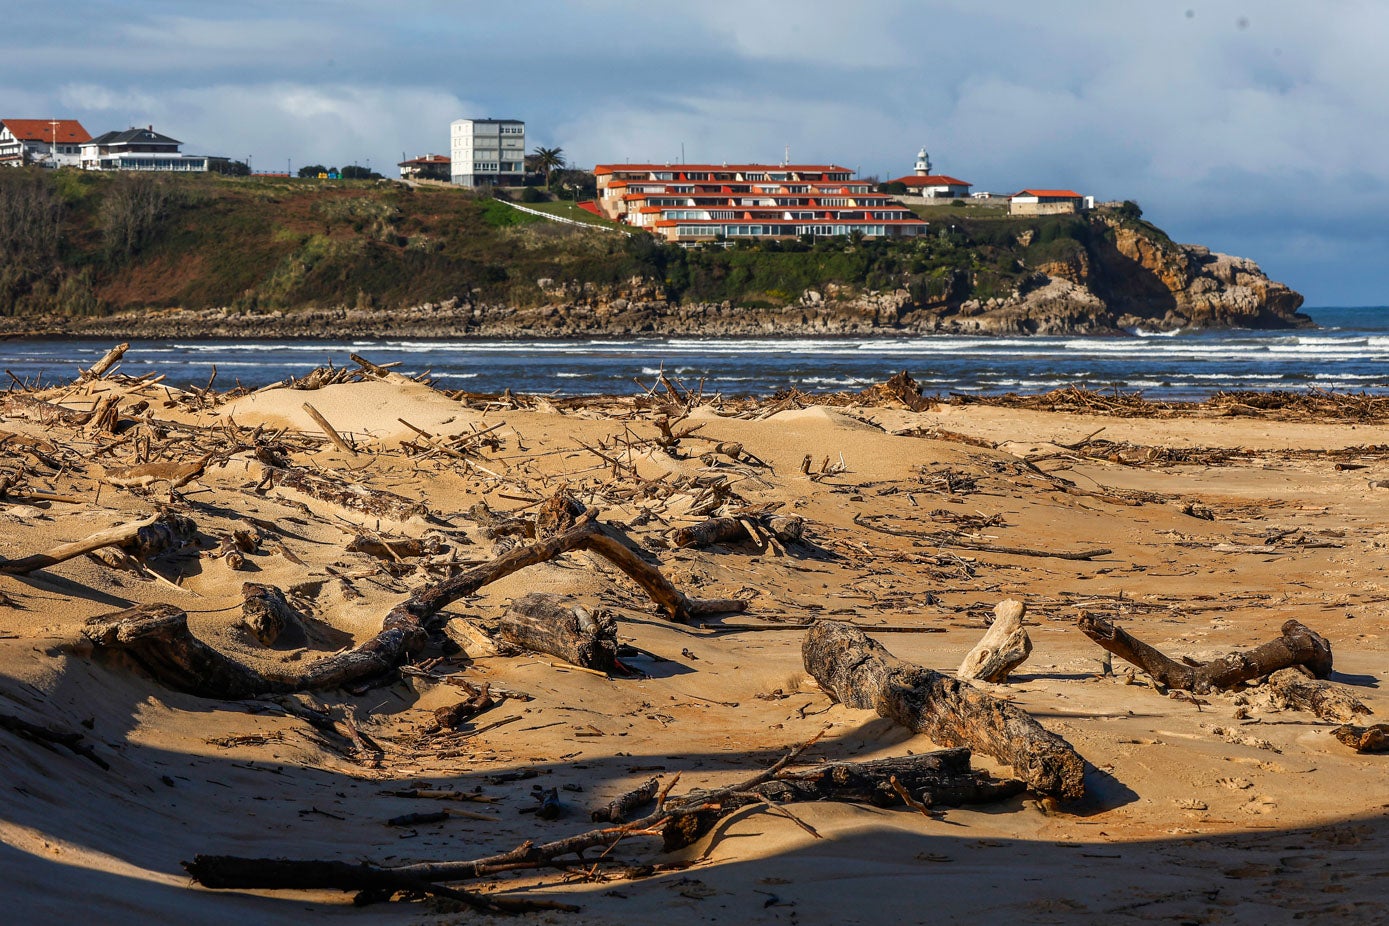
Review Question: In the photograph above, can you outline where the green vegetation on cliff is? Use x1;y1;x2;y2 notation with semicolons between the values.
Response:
0;170;1299;333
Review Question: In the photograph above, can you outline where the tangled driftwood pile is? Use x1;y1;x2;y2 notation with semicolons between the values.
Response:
1;348;1383;915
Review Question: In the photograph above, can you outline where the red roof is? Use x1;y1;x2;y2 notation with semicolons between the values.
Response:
1013;189;1082;199
891;174;971;187
596;163;851;176
398;153;449;166
1;118;91;144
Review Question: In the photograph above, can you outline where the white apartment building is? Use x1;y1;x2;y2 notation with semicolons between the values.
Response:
449;118;525;187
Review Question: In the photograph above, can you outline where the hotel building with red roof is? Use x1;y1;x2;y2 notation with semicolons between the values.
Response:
594;162;927;243
0;118;92;168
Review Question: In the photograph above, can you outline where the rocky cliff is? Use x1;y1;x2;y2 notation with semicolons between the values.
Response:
896;215;1309;336
0;171;1310;339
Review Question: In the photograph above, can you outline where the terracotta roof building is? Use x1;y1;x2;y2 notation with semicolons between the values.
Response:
890;174;973;198
0;118;92;167
886;145;971;199
594;163;927;243
1009;189;1089;216
398;153;450;181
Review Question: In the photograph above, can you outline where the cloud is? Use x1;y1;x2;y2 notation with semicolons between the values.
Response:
2;0;1385;302
53;81;476;168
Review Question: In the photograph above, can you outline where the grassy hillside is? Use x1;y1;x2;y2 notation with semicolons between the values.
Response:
0;169;1145;319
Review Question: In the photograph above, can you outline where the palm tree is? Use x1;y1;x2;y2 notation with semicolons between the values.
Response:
532;146;566;187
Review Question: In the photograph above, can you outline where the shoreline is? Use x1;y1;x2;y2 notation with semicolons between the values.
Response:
0;297;1323;342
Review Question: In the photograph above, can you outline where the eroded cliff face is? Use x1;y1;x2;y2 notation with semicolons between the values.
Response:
892;214;1309;336
1;213;1311;340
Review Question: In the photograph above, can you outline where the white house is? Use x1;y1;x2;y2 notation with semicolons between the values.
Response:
80;126;208;172
450;119;525;187
0;118;92;168
1009;189;1088;216
398;153;450;181
887;146;971;198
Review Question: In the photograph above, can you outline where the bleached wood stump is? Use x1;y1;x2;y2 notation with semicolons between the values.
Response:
957;599;1032;683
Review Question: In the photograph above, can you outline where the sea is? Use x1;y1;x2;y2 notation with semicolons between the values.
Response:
2;306;1385;400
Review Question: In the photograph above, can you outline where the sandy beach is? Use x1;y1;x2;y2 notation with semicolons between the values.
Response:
1;357;1386;924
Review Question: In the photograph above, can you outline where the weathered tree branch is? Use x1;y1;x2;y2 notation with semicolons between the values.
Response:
1077;615;1334;694
183;744;1018;901
1;511;194;575
81;515;743;698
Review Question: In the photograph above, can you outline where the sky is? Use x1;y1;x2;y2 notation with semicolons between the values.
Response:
3;0;1385;305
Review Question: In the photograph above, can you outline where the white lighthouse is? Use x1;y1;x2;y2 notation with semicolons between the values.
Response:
914;145;932;176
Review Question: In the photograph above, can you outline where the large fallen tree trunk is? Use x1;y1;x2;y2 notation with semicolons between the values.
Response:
184;744;1019;902
81;514;743;699
1077;615;1334;694
802;621;1085;799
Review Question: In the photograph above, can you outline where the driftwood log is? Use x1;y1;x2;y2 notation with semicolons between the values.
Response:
1078;615;1334;694
240;583;308;647
1;511;195;575
184;743;1019;904
499;593;620;673
268;465;428;522
81;514;743;699
662;747;1025;850
1263;667;1371;723
0;393;93;427
103;454;211;492
957;599;1032;683
301;402;358;457
1332;723;1389;753
0;711;110;770
672;514;804;549
803;621;1085;798
433;681;495;730
347;534;430;561
591;777;659;823
79;342;129;381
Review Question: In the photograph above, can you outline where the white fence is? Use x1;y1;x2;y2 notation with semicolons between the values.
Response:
499;200;630;234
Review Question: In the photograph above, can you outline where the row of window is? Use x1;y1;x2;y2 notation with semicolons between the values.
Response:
673;223;898;238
